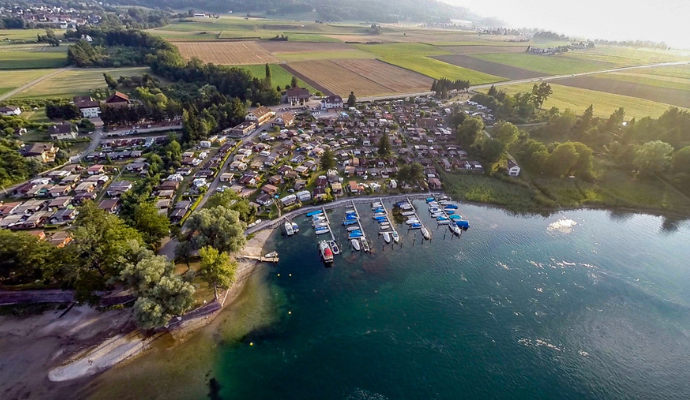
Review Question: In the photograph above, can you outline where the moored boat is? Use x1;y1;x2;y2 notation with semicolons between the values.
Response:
421;227;431;240
380;224;390;230
444;204;459;209
284;221;294;236
383;232;391;243
406;218;419;225
264;251;278;258
449;224;461;236
292;222;299;233
351;239;361;251
307;210;323;217
401;211;415;216
347;226;361;232
319;241;334;263
315;226;330;234
328;240;340;255
409;222;422;229
343;219;359;226
362;239;370;253
437;219;450;225
392;231;400;243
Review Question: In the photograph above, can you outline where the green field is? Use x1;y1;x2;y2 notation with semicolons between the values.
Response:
0;69;58;96
638;65;690;79
492;83;678;118
239;64;316;92
0;29;67;43
355;43;504;84
593;71;690;91
560;46;690;67
474;52;614;75
285;33;342;42
11;67;149;99
277;49;373;62
0;47;68;69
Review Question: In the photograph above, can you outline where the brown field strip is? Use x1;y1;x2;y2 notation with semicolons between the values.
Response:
552;76;690;109
331;59;434;93
174;41;279;65
439;45;529;55
258;41;353;53
324;34;399;43
431;54;545;80
280;63;335;96
285;60;393;97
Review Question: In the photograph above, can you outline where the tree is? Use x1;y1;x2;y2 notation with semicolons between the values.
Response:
377;134;391;156
492;121;519;146
0;230;55;283
320;147;336;171
547;142;579;177
634;140;674;175
132;202;170;249
183;206;246;254
672;146;690;175
290;75;298;88
478;138;506;164
103;73;118;90
531;82;553;108
572;142;594;178
205;191;256;223
456;117;484;147
347;91;356;108
397;164;411;184
410;162;424;183
487;85;497;96
199;246;238;299
264;63;271;82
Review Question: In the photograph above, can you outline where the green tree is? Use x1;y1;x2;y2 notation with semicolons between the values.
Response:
0;230;55;283
205;191;256;223
478;138;506;164
572;142;594;178
634;140;674;175
531;82;553;108
492;121;519;146
410;162;424;183
547;142;579;177
103;73;118;90
199;246;238;299
672;146;690;174
518;139;550;171
347;91;356;108
456;117;484;147
377;134;391;156
290;75;298;88
183;206;246;254
320;147;336;171
397;164;411;185
132;202;170;249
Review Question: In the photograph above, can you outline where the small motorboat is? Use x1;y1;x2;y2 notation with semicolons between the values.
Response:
444;204;459;209
429;207;440;213
428;202;439;208
400;204;413;211
264;251;278;258
347;226;361;232
439;195;450;201
371;202;383;209
409;223;422;229
329;240;340;255
292;222;299;233
380;224;390;230
285;221;294;236
383;232;391;243
439;200;452;206
349;231;363;239
374;216;388;222
426;197;435;203
345;214;358;220
449;214;461;220
343;219;359;226
306;210;323;217
456;220;470;229
372;212;386;218
437;219;450;225
373;208;385;213
392;231;400;243
421;227;431;240
314;221;329;228
401;211;415;216
313;215;326;222
449;224;461;236
431;212;443;218
437;216;449;221
351;239;361;251
315;226;330;235
362;239;370;253
406;218;420;225
445;209;456;215
345;209;356;214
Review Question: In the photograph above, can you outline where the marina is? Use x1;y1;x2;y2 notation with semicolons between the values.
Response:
349;200;370;253
375;197;399;245
398;197;429;239
426;195;470;236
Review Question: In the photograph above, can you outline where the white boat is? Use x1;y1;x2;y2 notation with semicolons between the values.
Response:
315;227;330;234
428;202;439;208
351;239;361;251
380;224;390;230
319;241;334;263
383;232;391;243
345;209;356;214
372;212;386;218
401;211;416;216
439;200;452;206
406;218;420;225
362;239;370;253
371;202;382;209
437;219;450;225
392;231;400;243
347;226;361;232
449;224;461;236
314;221;329;228
329;240;340;255
292;222;299;233
430;212;443;218
284;221;294;236
421;228;431;240
264;251;278;258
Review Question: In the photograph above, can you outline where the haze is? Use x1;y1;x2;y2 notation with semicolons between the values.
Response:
444;0;690;49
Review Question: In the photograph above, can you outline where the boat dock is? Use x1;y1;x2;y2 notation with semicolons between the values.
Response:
377;197;397;239
238;254;280;263
351;200;370;252
321;206;336;242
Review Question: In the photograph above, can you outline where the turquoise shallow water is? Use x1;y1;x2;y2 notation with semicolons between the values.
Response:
211;203;690;400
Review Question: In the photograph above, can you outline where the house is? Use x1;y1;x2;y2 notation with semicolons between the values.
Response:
255;193;274;206
48;185;71;197
294;179;307;190
21;143;59;163
268;175;282;185
226;121;256;137
73;192;97;204
286;87;310;103
48;196;72;208
245;106;275;126
507;158;521;177
104;91;130;108
74;182;96;194
261;184;279;195
280;194;297;206
50;208;78;223
428;177;442;190
330;182;343;195
0;105;22;116
296;190;311;202
98;199;120;214
348;181;360;194
106;180;133;197
73;96;101;118
321;95;344;110
273;112;295;128
87;164;105;175
220;172;234;183
48;231;72;248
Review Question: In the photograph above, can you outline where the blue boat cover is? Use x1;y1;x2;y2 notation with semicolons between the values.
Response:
306;210;323;217
449;215;461;220
456;220;470;228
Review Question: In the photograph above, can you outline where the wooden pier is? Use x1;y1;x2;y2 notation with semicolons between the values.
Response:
351;200;370;252
321;206;337;242
377;197;398;240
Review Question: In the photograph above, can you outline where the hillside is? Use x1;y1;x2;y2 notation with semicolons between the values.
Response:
108;0;477;23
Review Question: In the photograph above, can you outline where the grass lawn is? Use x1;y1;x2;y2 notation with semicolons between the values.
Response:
473;52;614;75
277;49;373;62
355;43;504;84
12;67;149;99
0;29;66;43
0;46;68;69
491;83;677;118
23;109;52;123
0;68;58;96
239;64;316;92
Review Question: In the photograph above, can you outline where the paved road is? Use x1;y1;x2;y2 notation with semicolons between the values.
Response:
0;67;72;101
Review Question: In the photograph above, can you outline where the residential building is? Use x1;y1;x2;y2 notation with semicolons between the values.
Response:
20;143;59;163
226;121;256;137
48;122;78;140
0;105;21;116
73;96;101;118
104;91;130;108
273;112;295;128
245;106;275;126
507;158;521;177
98;199;120;214
321;95;343;110
286;87;310;103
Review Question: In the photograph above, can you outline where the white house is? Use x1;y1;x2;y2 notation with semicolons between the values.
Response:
507;158;521;177
296;190;311;202
321;95;343;110
48;122;78;140
0;106;21;116
73;96;100;118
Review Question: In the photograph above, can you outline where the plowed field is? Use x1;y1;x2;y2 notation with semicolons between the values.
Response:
174;42;279;65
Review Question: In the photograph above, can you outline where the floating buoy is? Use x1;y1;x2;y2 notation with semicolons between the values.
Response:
250;342;254;346
277;273;280;276
289;273;292;277
288;311;292;314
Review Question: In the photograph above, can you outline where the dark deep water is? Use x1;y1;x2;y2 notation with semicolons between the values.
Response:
84;202;690;400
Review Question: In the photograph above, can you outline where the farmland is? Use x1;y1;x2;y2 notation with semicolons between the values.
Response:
491;83;679;118
332;59;433;93
285;60;391;97
355;43;504;83
0;69;58;96
10;67;149;100
431;54;544;80
277;49;374;62
238;64;316;92
174;42;279;65
559;46;690;67
473;53;615;75
0;46;68;69
258;41;353;53
439;45;529;55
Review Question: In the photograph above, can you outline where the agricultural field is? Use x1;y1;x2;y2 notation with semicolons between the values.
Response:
0;69;58;96
559;46;690;67
276;49;374;62
355;43;504;84
0;29;66;43
0;45;68;69
239;64;316;92
551;75;690;109
431;54;544;80
174;42;279;65
11;67;149;99
284;60;392;97
331;59;433;94
258;41;353;53
473;52;615;75
439;45;529;55
639;65;690;79
491;83;680;118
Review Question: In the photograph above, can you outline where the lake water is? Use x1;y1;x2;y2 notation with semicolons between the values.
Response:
79;202;690;400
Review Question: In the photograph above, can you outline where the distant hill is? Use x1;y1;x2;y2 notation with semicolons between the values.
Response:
109;0;479;23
